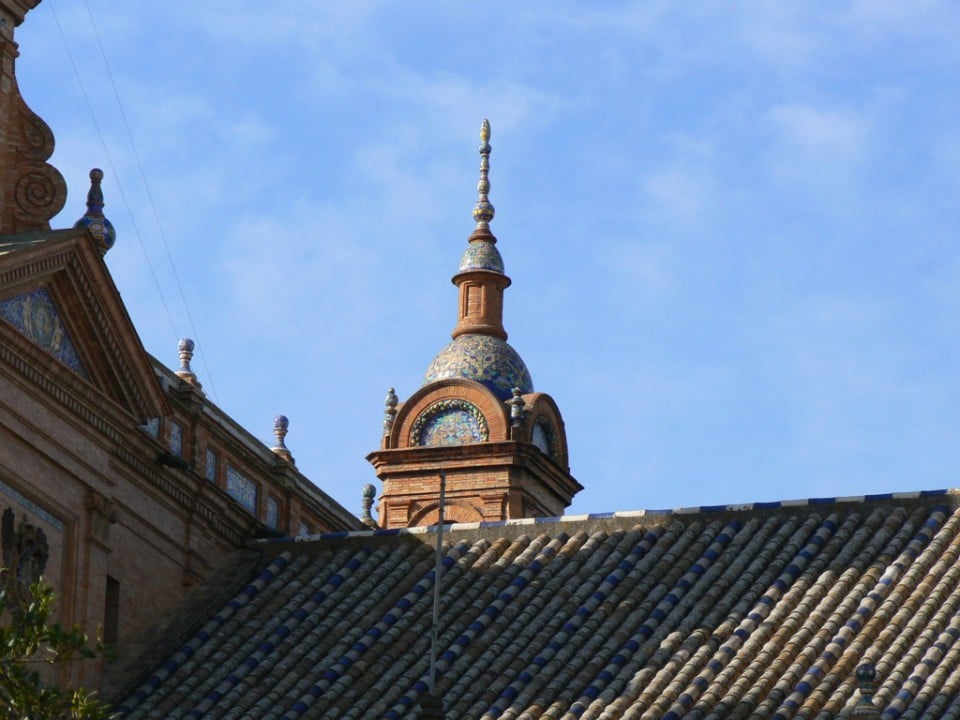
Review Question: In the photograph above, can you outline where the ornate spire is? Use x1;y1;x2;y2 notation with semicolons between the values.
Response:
74;168;116;254
470;119;495;241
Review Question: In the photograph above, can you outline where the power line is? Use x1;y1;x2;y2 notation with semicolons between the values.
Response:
46;0;179;343
80;0;219;403
47;0;220;404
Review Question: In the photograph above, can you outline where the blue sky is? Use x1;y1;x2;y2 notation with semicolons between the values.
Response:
14;2;960;517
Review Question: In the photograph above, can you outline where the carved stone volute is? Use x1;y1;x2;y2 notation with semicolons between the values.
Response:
0;1;68;234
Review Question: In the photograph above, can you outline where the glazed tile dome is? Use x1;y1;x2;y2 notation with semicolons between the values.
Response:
459;241;504;273
423;334;533;400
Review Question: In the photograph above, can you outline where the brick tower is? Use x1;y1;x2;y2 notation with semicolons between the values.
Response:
367;120;582;528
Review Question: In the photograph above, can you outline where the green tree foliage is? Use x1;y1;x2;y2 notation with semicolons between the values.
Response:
0;573;113;719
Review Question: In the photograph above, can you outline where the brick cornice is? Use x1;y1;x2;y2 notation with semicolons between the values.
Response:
0;325;124;445
368;440;582;528
0;1;41;27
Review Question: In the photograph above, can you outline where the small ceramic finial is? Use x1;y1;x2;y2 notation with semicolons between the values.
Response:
853;664;879;718
383;387;399;435
271;415;294;464
174;338;201;388
507;387;525;427
360;483;377;527
74;168;116;254
471;119;495;236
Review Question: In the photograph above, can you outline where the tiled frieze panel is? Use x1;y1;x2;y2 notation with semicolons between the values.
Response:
168;421;182;457
204;449;217;482
225;466;257;514
142;418;159;438
265;497;279;529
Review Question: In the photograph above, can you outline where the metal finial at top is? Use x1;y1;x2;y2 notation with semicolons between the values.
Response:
471;119;495;234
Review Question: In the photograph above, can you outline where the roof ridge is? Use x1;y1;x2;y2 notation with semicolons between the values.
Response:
253;489;956;546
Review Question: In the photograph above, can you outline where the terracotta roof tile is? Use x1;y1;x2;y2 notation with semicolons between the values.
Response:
114;493;960;719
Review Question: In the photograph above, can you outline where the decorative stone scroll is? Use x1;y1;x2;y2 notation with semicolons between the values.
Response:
0;29;67;233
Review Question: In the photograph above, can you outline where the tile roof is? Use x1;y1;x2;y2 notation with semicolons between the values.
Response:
113;490;960;719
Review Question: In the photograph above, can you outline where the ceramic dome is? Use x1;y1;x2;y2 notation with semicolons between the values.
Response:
459;240;504;273
423;334;533;400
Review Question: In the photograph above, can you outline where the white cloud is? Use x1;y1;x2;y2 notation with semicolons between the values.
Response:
769;105;867;161
643;168;708;223
221;201;379;339
222;118;276;149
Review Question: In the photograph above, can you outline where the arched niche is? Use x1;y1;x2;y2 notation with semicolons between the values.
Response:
391;378;510;449
409;501;484;527
521;393;570;469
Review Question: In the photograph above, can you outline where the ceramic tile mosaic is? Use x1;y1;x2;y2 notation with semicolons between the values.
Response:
412;400;488;447
117;492;960;720
142;418;160;439
225;466;257;514
204;449;217;482
168;421;182;457
0;288;89;378
423;333;533;400
266;497;279;529
458;240;504;273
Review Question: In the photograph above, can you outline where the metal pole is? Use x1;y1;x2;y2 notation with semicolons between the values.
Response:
429;470;446;694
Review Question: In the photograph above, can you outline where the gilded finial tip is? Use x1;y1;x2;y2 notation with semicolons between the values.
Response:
480;119;491;143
